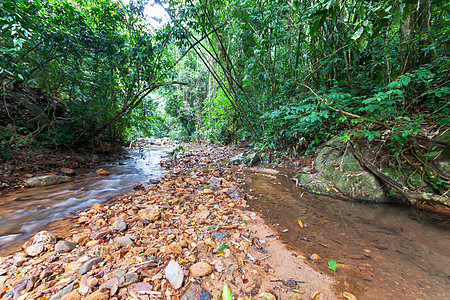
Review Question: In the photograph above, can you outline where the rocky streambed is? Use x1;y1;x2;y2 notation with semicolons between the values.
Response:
0;145;338;300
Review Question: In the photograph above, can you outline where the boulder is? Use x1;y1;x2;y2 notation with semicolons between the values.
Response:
295;137;387;202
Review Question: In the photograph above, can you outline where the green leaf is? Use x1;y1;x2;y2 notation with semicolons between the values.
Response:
351;27;364;40
328;259;337;272
222;283;232;300
310;14;327;36
218;244;229;252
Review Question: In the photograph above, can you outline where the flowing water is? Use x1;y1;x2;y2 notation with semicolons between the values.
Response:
1;147;449;299
0;146;170;255
243;172;450;300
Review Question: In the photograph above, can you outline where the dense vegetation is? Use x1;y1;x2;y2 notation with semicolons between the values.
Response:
1;0;449;200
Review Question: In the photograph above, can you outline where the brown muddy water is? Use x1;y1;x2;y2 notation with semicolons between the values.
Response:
243;172;450;299
0;146;170;255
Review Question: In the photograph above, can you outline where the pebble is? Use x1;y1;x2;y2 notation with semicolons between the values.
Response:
78;257;103;276
112;220;127;231
208;177;222;186
26;242;44;257
84;291;109;300
212;231;230;240
165;260;184;289
55;241;77;253
181;283;212;300
138;206;161;222
115;236;133;247
189;262;213;277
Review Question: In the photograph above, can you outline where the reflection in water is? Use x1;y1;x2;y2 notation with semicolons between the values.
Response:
244;173;450;300
0;146;170;254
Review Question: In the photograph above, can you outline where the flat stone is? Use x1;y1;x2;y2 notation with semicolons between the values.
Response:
84;291;108;300
181;283;212;300
165;260;184;289
112;220;127;231
77;257;103;276
128;282;153;295
121;273;139;286
26;242;44;257
208;177;222;186
26;175;72;187
60;168;76;175
114;236;133;247
138;206;161;222
49;282;74;300
189;262;213;277
212;231;230;240
55;241;77;253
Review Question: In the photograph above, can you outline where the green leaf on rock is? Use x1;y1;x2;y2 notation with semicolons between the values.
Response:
218;244;229;252
222;283;232;300
328;259;337;272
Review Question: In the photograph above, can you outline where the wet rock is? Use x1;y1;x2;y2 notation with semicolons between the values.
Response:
189;262;213;277
138;206;161;222
95;168;110;176
212;231;230;240
55;241;77;253
26;175;72;187
115;236;133;247
181;283;212;300
165;260;184;289
60;168;76;175
112;220;127;231
78;257;103;276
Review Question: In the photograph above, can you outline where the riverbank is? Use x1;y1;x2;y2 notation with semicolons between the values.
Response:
0;144;339;299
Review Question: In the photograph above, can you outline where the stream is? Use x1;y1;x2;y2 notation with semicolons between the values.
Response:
243;172;450;300
0;146;170;255
0;146;448;299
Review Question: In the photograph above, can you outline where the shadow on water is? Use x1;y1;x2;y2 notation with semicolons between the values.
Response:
0;146;170;255
243;172;450;300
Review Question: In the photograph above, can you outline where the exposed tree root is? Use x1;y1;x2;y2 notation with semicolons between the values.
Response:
351;141;450;208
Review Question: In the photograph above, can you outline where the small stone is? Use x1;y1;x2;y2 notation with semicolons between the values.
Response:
152;273;163;280
61;290;81;300
60;168;76;175
167;242;183;254
128;282;153;295
178;240;188;248
26;242;44;257
309;254;321;261
181;283;212;300
78;257;103;276
86;277;98;287
95;168;110;176
212;231;230;240
343;292;357;300
122;273;139;286
55;241;77;253
84;291;108;300
49;282;74;300
13;253;27;267
112;220;127;231
189;262;213;277
115;236;133;247
208;177;222;186
138;206;161;222
258;292;276;300
202;189;214;195
165;260;184;289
